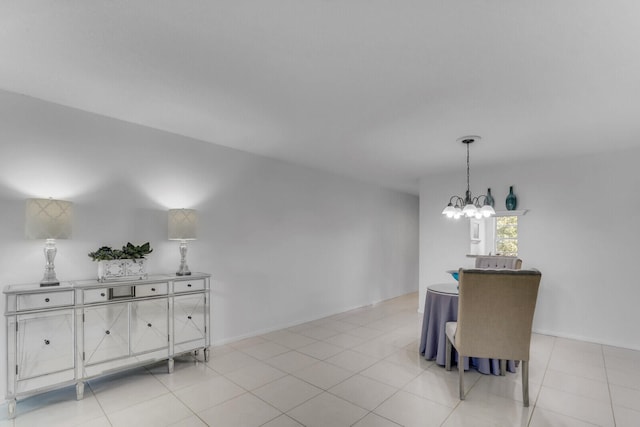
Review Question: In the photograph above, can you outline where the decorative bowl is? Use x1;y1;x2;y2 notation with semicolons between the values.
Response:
446;270;459;281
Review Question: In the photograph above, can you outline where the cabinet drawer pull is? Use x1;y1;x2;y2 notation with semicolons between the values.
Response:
105;330;110;335
187;284;192;287
147;323;152;327
151;288;156;292
45;298;50;303
100;293;105;297
187;316;192;320
44;339;50;345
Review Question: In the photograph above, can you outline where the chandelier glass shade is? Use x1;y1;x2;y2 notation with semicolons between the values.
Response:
442;136;496;220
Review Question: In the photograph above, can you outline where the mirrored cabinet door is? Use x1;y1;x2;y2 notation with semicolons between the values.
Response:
17;310;74;380
83;303;129;365
130;299;169;354
174;294;206;345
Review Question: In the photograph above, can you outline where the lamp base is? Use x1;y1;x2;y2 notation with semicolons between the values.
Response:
41;239;60;287
175;240;192;276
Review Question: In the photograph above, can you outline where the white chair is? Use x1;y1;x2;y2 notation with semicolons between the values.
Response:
475;255;522;269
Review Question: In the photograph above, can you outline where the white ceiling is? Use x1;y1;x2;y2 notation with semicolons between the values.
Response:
2;1;640;194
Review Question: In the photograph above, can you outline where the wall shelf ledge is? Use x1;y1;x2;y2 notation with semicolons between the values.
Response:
493;209;528;217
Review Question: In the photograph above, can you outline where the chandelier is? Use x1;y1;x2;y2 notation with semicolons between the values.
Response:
442;136;496;219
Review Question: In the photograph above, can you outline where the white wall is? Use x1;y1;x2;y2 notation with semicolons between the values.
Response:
420;148;640;351
0;91;419;394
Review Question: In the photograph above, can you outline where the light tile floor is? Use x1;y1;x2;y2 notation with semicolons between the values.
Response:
3;292;640;426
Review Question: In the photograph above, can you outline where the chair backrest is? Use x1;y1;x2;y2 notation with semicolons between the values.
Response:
454;268;541;361
475;255;522;269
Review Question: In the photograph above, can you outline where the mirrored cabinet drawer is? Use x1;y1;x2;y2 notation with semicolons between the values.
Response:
83;288;109;304
174;279;205;293
135;283;168;298
17;291;74;311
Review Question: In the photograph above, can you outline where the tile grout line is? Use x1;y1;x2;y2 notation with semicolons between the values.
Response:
531;338;613;427
84;381;115;427
602;345;617;427
527;335;555;427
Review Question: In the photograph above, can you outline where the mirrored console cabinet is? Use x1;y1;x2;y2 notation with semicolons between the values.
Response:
4;273;210;419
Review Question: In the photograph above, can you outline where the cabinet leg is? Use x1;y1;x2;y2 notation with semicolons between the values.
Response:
168;358;174;374
76;382;85;400
204;347;210;362
7;399;16;419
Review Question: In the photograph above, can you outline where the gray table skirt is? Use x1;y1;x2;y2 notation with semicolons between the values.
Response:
419;288;515;375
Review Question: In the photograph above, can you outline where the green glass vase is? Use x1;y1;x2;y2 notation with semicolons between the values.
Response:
486;188;495;207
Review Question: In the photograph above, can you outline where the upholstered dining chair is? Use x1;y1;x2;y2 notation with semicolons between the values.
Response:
475;255;522;269
445;268;542;406
473;255;523;376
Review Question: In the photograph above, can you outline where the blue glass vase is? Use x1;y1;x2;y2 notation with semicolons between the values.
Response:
505;186;517;210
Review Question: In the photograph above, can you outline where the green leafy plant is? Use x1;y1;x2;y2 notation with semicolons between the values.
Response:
88;242;153;261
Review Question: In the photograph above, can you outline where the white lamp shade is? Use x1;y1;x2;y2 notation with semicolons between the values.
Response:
25;198;73;239
462;204;477;217
442;205;456;217
480;205;496;218
168;209;197;240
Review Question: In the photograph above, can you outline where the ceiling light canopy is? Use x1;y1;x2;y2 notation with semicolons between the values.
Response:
442;136;495;220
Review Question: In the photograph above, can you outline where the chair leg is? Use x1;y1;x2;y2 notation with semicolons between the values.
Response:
459;358;465;400
522;360;529;407
500;359;506;376
445;335;464;400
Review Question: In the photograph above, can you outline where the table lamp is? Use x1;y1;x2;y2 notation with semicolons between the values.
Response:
25;198;73;286
168;209;197;276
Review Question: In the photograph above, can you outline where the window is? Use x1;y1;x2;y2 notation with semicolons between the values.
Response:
495;216;518;256
469;213;523;256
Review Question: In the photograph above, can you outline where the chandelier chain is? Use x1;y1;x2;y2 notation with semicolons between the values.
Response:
466;141;470;194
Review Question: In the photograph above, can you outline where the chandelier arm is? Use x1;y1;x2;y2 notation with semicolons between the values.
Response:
449;195;465;209
472;195;485;207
